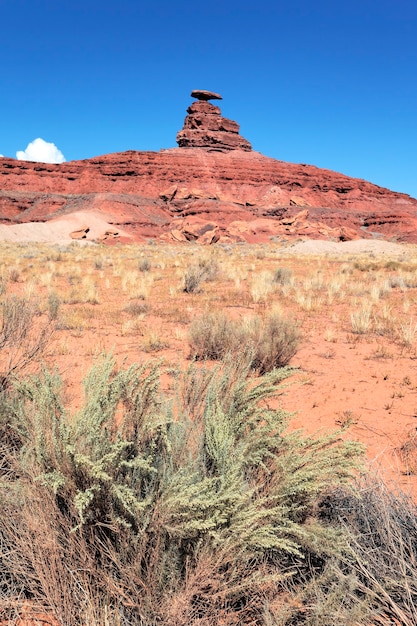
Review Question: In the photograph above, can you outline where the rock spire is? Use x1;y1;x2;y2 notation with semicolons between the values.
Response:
176;90;252;152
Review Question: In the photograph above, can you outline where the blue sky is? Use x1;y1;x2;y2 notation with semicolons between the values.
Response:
1;0;416;197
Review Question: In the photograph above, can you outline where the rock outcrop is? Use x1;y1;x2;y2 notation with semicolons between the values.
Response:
176;91;252;152
1;91;417;245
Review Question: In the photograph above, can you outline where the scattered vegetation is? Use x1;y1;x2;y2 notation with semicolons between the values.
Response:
123;300;150;316
1;241;417;623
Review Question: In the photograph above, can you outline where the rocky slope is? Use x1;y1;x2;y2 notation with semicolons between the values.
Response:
1;92;416;244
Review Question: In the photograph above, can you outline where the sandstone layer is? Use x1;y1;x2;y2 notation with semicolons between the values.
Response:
1;148;417;244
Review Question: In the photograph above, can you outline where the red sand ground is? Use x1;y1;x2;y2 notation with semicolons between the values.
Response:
17;239;416;496
2;237;417;626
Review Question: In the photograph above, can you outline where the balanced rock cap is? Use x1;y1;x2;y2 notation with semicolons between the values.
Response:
191;89;222;101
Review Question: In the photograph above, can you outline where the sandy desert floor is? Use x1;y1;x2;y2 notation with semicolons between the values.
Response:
2;237;417;498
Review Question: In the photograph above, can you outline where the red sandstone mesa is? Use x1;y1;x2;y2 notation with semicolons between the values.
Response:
1;91;416;244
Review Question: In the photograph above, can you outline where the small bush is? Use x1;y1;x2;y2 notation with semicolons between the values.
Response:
198;257;219;281
0;274;6;296
189;311;300;371
141;331;168;352
250;313;301;373
385;260;401;270
123;301;149;316
317;475;417;625
8;267;20;283
250;270;274;303
0;295;54;389
350;305;372;334
138;257;152;272
47;291;61;320
183;258;219;293
188;311;242;359
183;264;205;293
273;266;293;285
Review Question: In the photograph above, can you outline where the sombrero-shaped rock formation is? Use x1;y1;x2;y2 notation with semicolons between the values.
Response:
176;90;252;152
1;89;417;245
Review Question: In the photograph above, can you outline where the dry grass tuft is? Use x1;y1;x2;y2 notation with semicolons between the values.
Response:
188;311;300;372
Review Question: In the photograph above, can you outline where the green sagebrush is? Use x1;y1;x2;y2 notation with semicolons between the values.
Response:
0;354;364;625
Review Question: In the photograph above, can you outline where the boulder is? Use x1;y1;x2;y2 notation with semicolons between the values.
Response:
99;228;119;241
182;219;218;240
159;184;177;201
290;196;311;207
70;225;89;239
191;89;222;101
199;228;220;244
169;229;188;242
281;209;309;226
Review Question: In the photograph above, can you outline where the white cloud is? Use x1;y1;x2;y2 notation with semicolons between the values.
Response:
16;138;65;164
0;154;3;157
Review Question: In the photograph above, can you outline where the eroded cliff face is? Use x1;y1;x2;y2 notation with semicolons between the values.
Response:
1;147;417;243
1;89;416;244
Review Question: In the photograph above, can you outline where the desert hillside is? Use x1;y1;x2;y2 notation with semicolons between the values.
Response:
1;91;417;245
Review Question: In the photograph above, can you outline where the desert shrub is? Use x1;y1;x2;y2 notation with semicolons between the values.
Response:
385;260;401;270
0;354;363;625
249;313;301;373
315;476;417;626
353;260;380;272
0;274;6;296
388;274;406;289
123;300;150;316
273;266;293;285
189;311;300;371
0;295;54;389
183;258;219;293
183;263;205;293
350;304;372;334
141;330;168;352
138;257;152;272
8;266;20;283
250;270;274;303
188;311;243;359
198;256;219;281
47;290;61;320
262;475;417;625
